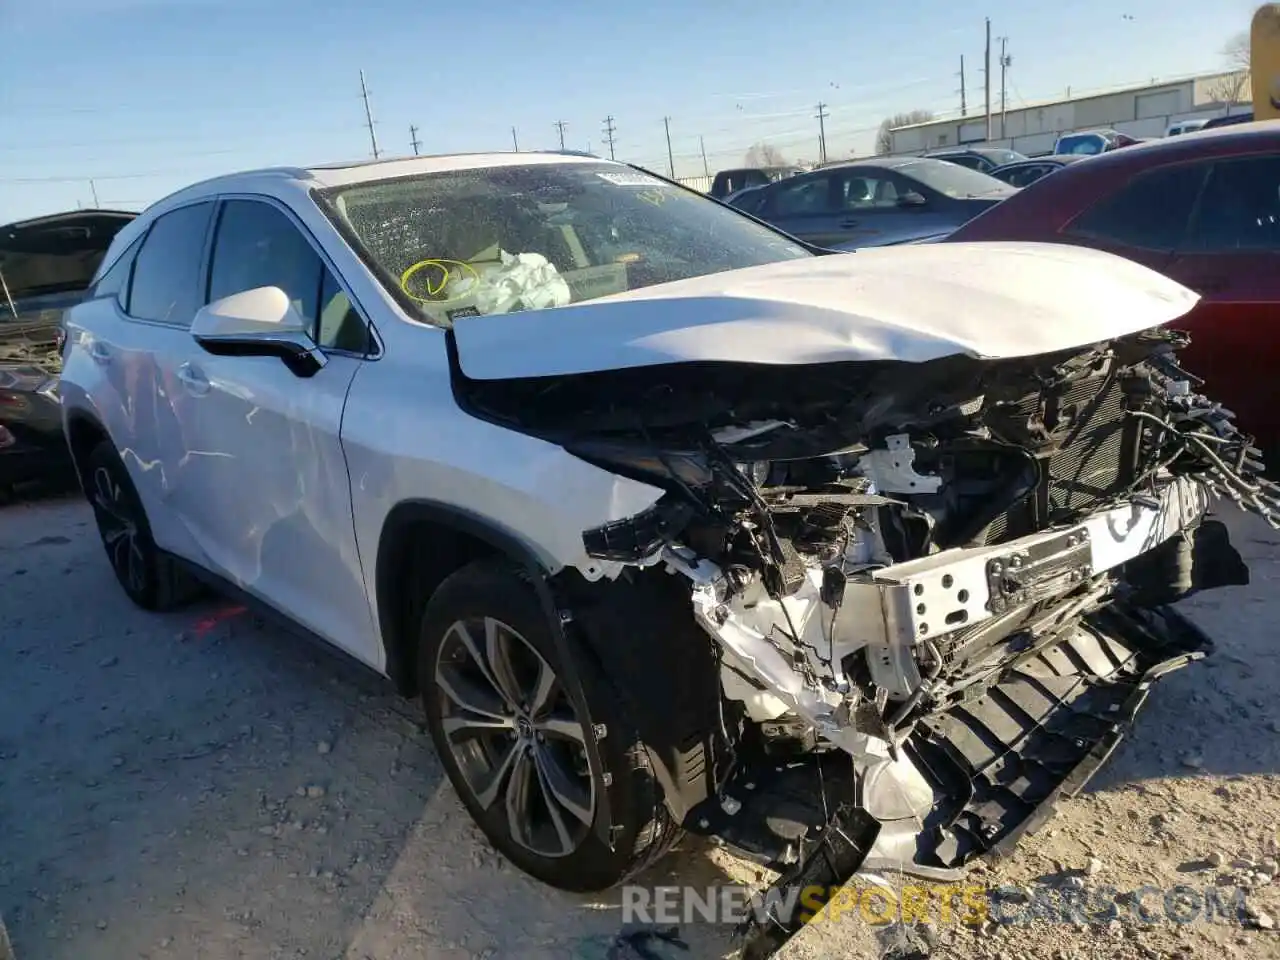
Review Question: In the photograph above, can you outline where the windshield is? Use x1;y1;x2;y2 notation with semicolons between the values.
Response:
897;160;1016;199
319;162;809;326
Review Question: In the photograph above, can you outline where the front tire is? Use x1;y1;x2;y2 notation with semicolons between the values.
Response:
418;558;680;892
84;441;198;611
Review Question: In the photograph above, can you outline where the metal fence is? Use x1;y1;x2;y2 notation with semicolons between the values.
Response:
674;175;712;192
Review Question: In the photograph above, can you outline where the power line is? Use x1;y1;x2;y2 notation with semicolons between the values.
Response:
602;115;617;160
359;70;380;159
814;102;829;165
553;120;568;150
409;125;422;156
662;117;675;177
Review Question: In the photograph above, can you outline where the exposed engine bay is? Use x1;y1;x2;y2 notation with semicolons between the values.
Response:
454;325;1266;956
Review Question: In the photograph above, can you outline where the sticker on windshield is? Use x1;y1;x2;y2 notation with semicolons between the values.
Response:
596;171;666;187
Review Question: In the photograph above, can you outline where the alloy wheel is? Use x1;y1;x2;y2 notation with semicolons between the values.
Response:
434;616;597;858
90;464;147;597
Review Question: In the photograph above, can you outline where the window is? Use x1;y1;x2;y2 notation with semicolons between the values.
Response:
999;164;1051;188
895;160;1014;199
127;202;214;325
835;171;902;209
773;174;836;216
1056;134;1106;156
317;163;809;326
89;234;144;306
208;199;369;352
1184;157;1280;253
730;188;769;215
1067;164;1208;250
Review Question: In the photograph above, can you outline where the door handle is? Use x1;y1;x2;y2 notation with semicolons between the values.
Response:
87;340;112;365
176;362;210;397
839;218;861;229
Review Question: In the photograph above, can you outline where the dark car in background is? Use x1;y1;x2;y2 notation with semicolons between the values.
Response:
1204;112;1254;129
989;153;1091;187
0;209;136;498
708;165;804;200
726;156;1016;248
946;120;1280;457
922;146;1027;173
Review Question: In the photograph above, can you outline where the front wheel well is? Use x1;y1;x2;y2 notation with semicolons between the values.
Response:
376;503;550;697
65;413;111;487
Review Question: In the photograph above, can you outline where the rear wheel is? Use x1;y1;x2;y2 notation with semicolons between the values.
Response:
418;558;680;892
84;441;200;610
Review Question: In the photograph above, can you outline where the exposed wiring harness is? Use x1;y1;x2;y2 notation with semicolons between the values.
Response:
1135;350;1280;528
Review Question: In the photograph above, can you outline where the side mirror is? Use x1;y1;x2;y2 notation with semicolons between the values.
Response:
191;286;326;378
897;191;928;208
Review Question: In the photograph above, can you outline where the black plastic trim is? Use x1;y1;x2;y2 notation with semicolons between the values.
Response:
193;334;325;378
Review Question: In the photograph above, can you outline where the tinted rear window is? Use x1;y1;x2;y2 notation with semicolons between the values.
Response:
1066;164;1208;250
127;202;214;326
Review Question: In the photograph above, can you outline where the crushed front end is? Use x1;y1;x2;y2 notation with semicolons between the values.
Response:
464;326;1267;956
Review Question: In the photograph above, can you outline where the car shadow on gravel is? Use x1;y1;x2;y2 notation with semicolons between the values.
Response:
0;499;744;960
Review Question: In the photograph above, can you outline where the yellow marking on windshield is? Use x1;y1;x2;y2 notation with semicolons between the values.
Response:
399;259;482;303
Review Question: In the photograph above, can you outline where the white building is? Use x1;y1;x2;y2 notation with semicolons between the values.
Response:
887;70;1251;156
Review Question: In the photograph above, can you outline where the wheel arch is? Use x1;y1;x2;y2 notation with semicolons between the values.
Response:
374;498;724;831
374;499;557;697
63;408;112;488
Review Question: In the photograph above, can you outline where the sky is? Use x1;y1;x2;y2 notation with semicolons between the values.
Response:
0;0;1259;222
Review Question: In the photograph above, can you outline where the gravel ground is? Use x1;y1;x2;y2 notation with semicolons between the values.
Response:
2;494;1278;960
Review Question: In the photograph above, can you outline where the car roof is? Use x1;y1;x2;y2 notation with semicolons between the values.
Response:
948;119;1280;240
927;147;1015;157
994;155;1088;170
822;156;952;172
1062;118;1280;162
139;151;611;214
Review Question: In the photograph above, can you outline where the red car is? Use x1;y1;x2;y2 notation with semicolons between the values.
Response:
947;120;1280;455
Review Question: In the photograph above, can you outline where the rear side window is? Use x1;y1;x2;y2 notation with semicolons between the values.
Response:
89;234;144;306
127;202;215;325
1184;156;1280;252
1065;164;1208;251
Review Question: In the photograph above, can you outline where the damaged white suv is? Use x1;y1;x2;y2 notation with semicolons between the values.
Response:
59;152;1265;955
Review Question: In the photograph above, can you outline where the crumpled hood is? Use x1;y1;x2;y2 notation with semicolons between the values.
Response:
450;241;1200;381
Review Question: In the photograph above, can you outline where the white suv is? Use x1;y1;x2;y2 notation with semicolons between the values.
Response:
58;152;1265;944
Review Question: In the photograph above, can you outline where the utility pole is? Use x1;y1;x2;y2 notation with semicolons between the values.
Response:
984;18;992;141
553;120;568;150
511;126;519;151
602;115;617;160
409;125;422;156
699;135;710;178
360;70;380;159
999;37;1011;139
663;116;675;177
815;102;829;165
89;178;100;207
958;55;968;116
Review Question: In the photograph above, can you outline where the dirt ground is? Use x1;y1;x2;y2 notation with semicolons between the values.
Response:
2;493;1279;960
